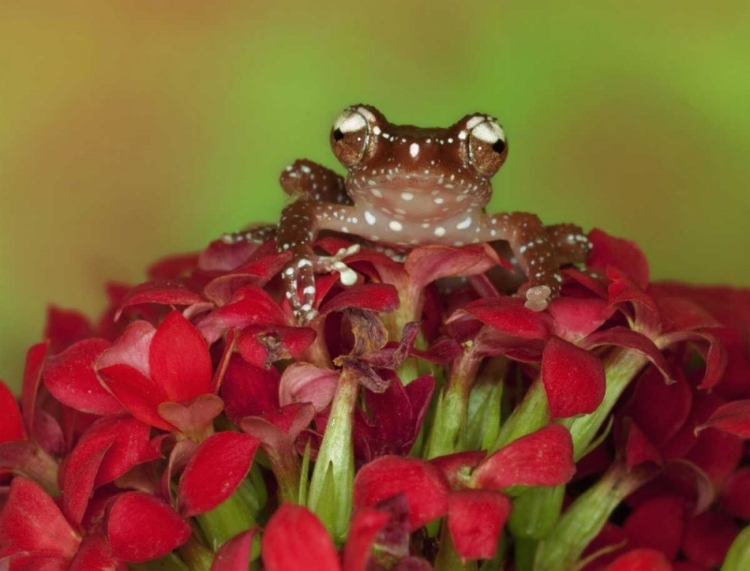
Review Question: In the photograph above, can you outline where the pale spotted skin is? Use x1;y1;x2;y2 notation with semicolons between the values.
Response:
223;105;591;321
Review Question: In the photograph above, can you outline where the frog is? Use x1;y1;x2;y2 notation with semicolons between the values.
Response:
223;104;591;321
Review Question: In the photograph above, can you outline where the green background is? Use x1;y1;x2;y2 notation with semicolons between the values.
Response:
1;2;749;389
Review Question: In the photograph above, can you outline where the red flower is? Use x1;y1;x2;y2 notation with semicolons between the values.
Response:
96;311;215;432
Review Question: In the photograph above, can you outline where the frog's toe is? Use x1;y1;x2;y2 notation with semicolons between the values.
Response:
524;285;552;312
313;244;361;286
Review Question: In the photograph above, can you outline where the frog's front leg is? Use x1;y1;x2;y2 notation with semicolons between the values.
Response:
280;159;351;205
484;212;567;311
277;199;363;322
222;161;350;246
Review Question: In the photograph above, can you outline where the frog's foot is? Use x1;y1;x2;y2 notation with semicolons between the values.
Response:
489;212;565;311
221;224;277;245
524;284;554;312
284;244;361;323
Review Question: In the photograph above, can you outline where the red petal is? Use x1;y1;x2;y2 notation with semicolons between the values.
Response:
116;280;204;320
548;297;615;344
241;404;316;448
0;381;24;443
654;295;723;332
719;467;750;519
447;490;511;560
651;282;750;340
106;492;191;562
68;533;124;571
460;296;552;339
685;426;743;484
657;331;727;390
158;394;225;438
2;555;71;571
353;456;450;530
430;451;487;488
221;355;280;424
81;416;156;486
199;238;260;272
237;324;316;367
698;400;750;438
587;229;650;290
319;283;400;315
44;338;123;415
542;336;605;418
342;508;390;571
147;251;200;279
364;374;435;458
21;342;48;438
97;320;155;377
44;306;94;353
210;530;256;571
61;441;112;527
97;364;173;431
606;268;661;320
472;424;575;489
261;504;340;571
178;432;259;517
584;327;672;382
603;548;672;571
0;477;79;557
623;496;684;560
279;363;340;412
197;286;288;344
682;511;738;568
404;244;502;290
150;311;213;402
623;420;662;469
623;367;692;447
672;563;708;571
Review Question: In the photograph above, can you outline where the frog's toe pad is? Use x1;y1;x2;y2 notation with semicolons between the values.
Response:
524;285;552;312
313;244;361;286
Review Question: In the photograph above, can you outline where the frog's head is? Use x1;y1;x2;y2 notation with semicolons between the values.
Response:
329;104;508;220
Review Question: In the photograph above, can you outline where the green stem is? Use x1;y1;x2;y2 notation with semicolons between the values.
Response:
565;348;649;460
196;481;258;551
129;553;191;571
533;463;654;571
492;380;549;452
722;525;750;571
177;535;213;571
424;345;479;458
307;366;358;542
434;524;477;571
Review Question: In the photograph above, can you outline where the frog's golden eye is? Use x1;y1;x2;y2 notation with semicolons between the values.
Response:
466;116;508;178
331;108;371;167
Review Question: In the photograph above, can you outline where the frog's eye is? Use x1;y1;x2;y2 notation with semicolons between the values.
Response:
467;117;508;177
331;108;371;167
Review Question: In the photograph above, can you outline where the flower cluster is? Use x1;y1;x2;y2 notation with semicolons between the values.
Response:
1;229;749;571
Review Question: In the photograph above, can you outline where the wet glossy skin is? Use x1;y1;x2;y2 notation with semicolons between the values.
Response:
224;104;591;320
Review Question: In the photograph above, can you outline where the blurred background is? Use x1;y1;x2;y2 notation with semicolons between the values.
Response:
1;2;749;389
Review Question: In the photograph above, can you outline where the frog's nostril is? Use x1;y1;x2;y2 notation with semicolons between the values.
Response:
333;128;345;142
492;140;506;154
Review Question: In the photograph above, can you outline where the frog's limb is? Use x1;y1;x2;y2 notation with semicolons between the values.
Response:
221;161;350;246
277;199;361;322
220;223;277;245
546;223;592;265
486;212;563;311
280;159;351;205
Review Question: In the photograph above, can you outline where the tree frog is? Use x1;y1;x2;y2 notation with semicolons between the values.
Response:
223;105;591;320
